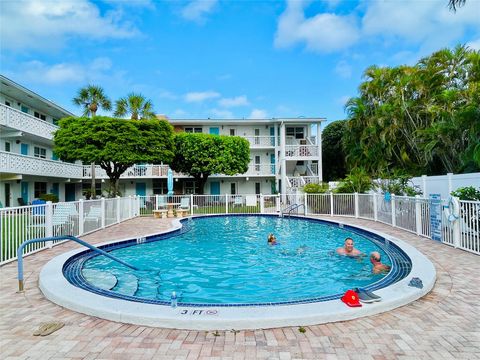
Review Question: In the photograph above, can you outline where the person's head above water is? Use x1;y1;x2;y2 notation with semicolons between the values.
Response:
267;233;277;244
336;237;361;256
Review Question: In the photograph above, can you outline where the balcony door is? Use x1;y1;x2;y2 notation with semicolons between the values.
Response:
21;182;29;204
4;183;11;207
209;127;219;135
21;143;29;155
210;181;220;195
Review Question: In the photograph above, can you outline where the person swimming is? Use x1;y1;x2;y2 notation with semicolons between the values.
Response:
267;233;277;245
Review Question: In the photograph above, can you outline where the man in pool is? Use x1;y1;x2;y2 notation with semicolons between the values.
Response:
267;233;277;245
370;251;391;274
336;237;362;256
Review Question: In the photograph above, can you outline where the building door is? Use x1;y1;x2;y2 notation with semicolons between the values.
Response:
255;156;261;172
51;183;59;197
21;182;29;204
270;154;275;174
254;128;260;145
270;127;275;146
210;181;220;195
4;183;11;207
20;143;29;155
65;183;76;201
136;183;146;196
209;127;219;135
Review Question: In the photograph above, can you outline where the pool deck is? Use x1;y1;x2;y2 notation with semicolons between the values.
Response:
1;216;479;359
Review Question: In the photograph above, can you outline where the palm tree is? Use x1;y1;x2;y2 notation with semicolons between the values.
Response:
72;85;112;198
72;85;112;117
448;0;466;11
114;93;155;120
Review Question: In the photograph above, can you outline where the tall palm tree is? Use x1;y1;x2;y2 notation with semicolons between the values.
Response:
114;93;155;120
448;0;466;11
72;85;112;198
72;85;112;117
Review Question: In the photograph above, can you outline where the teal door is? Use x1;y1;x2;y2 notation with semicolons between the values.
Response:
270;154;276;174
65;184;76;201
270;127;275;146
21;182;29;204
51;183;59;197
209;127;219;135
210;181;220;195
136;183;146;196
21;144;29;155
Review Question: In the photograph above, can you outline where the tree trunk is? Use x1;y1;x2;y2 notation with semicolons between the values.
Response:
194;174;209;195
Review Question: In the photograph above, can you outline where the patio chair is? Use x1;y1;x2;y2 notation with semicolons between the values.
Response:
84;206;102;225
178;197;190;211
157;195;167;210
233;196;243;207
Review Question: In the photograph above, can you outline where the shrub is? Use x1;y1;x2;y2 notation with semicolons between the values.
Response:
335;168;372;193
374;175;422;196
39;193;59;203
451;186;480;201
302;183;329;194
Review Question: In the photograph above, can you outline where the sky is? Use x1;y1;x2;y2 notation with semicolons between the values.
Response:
1;0;479;125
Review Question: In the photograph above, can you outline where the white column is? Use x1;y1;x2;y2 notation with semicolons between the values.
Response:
304;192;308;215
280;122;286;197
101;197;106;228
45;201;53;247
422;175;427;196
155;194;159;211
391;194;396;227
116;196;121;223
128;195;133;218
354;192;359;218
373;194;378;221
316;122;323;182
225;194;229;214
78;199;84;235
190;194;194;216
330;193;334;216
415;195;422;235
447;172;453;196
260;194;265;214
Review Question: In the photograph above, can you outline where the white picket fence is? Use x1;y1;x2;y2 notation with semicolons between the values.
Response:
1;193;478;265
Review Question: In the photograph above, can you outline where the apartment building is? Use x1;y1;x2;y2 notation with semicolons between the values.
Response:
0;75;325;207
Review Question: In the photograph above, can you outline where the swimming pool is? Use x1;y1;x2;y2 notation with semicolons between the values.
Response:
64;216;408;306
40;215;435;329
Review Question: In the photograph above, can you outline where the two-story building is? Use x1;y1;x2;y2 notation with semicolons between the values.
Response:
0;75;325;207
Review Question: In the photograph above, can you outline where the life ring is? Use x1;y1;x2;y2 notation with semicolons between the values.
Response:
444;196;460;223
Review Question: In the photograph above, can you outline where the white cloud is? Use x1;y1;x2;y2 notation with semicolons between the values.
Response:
0;0;138;50
158;90;178;100
172;109;188;117
335;60;352;79
274;0;359;53
10;57;113;84
218;96;249;108
248;109;268;119
184;91;220;103
467;38;480;50
210;108;234;119
181;0;217;23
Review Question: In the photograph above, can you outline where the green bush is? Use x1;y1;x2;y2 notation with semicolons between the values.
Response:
335;168;372;193
451;186;480;201
39;193;59;203
374;175;422;196
302;183;329;194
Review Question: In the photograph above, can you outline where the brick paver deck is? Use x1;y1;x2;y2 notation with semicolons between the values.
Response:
0;216;479;359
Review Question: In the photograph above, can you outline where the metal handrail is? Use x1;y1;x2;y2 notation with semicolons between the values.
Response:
17;235;138;291
281;203;305;217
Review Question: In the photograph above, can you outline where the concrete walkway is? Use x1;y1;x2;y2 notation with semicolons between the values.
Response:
0;216;479;359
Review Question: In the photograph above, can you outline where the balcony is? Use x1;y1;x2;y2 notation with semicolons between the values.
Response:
0;104;58;140
0;151;83;178
243;136;275;148
242;164;276;176
285;145;319;158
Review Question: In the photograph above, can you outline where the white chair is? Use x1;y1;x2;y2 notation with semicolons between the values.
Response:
233;196;243;207
84;206;102;225
178;197;190;211
157;196;167;210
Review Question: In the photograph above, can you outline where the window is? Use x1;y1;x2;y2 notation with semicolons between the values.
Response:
185;127;202;133
20;105;29;114
255;156;261;171
5;101;10;106
4;142;10;152
82;182;102;196
255;182;261;195
254;128;260;145
40;114;46;120
34;111;47;121
34;146;47;159
152;179;167;194
229;129;236;136
184;181;199;194
34;182;47;198
230;182;237;195
286;127;305;139
52;118;59;126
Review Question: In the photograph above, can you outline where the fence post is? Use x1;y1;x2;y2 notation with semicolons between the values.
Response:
304;192;308;215
447;173;453;196
128;196;133;218
415;195;422;235
354;192;359;218
373;194;378;222
45;201;53;248
78;199;84;235
330;193;334;216
260;194;265;214
191;194;194;216
226;194;229;214
453;197;461;248
101;197;106;229
391;194;396;227
276;194;280;213
155;194;159;211
116;196;121;223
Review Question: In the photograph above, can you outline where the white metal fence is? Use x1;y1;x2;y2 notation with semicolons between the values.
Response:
1;193;478;265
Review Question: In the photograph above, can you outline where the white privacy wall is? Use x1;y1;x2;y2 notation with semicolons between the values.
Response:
411;173;480;199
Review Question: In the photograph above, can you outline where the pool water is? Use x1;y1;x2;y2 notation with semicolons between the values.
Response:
80;216;391;305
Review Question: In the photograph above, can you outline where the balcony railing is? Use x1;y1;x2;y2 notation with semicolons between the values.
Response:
0;104;58;140
242;136;275;147
285;145;319;158
242;164;275;176
0;151;83;178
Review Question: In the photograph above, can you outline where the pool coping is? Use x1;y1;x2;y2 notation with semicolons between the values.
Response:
39;216;436;330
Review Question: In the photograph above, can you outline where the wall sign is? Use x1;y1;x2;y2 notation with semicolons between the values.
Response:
429;194;442;241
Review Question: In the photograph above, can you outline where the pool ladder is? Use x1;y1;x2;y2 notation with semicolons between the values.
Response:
281;203;305;217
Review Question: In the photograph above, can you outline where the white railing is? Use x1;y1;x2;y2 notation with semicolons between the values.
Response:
303;176;320;185
242;164;275;176
242;136;275;147
2;193;478;265
1;151;84;178
0;103;58;140
285;145;319;158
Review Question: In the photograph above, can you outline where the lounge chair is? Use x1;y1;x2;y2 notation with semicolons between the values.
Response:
84;206;102;225
233;196;243;207
178;197;190;211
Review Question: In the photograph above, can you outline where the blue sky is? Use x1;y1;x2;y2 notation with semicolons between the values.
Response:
1;0;479;124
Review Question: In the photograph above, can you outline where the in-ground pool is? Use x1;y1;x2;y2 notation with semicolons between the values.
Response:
62;215;411;306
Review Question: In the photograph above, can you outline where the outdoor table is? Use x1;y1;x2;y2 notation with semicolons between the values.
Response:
166;203;180;218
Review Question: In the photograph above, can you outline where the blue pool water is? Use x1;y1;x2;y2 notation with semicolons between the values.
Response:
73;216;397;305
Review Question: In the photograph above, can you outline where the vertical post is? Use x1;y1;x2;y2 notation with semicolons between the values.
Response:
155;194;159;211
415;195;422;235
128;195;133;218
316;122;323;182
354;192;359;218
373;193;378;221
90;162;96;200
330;192;334;216
304;192;308;215
391;194;396;227
447;172;453;196
422;175;427;196
453;210;461;248
190;194;194;216
116;196;121;224
280;122;286;200
78;199;84;235
225;194;229;214
45;201;53;248
276;194;280;213
101;197;106;229
260;194;265;214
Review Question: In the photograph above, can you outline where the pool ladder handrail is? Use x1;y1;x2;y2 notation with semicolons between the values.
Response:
17;235;138;292
281;203;305;217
